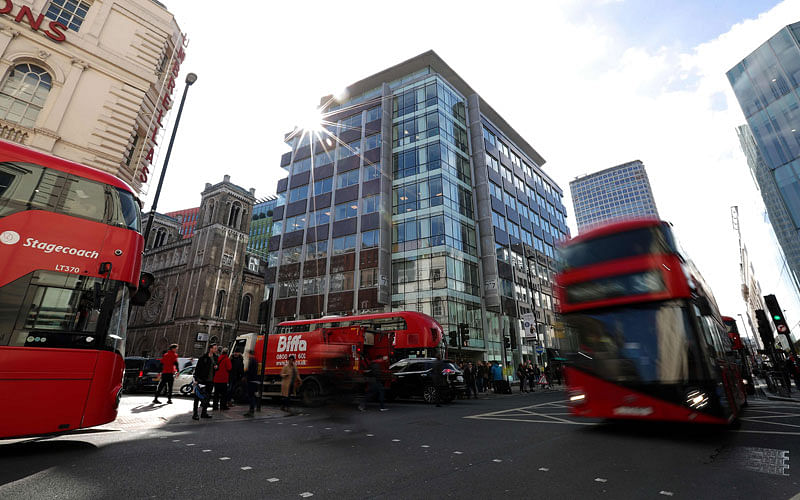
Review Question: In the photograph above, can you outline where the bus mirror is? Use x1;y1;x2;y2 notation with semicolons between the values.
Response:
696;296;713;316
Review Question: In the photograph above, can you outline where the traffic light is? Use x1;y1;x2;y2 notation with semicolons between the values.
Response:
504;336;511;349
130;272;154;306
449;331;458;346
764;294;791;336
459;323;469;345
755;309;774;349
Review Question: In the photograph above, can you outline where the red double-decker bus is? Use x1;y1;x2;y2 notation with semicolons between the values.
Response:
722;316;755;395
0;140;144;439
274;311;445;361
556;219;746;424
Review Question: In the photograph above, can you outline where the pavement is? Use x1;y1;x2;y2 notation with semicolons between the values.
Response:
756;377;800;403
96;394;285;432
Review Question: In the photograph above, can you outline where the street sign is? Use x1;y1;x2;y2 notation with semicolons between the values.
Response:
778;324;788;333
535;346;545;354
196;332;208;342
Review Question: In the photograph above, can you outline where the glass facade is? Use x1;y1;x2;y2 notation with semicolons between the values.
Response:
569;160;659;233
267;53;569;367
728;23;800;290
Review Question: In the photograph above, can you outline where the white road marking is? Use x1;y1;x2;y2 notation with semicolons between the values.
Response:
219;457;231;461
325;427;332;430
392;439;401;442
307;425;314;428
292;423;298;426
421;445;430;448
172;439;181;442
202;449;212;452
595;478;607;483
453;451;463;455
344;429;352;433
241;466;252;471
493;459;502;463
659;491;674;496
186;443;196;446
539;467;549;471
466;400;596;426
267;478;280;483
367;434;374;437
299;492;314;497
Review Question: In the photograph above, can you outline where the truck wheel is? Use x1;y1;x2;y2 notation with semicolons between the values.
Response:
423;384;439;404
301;380;323;407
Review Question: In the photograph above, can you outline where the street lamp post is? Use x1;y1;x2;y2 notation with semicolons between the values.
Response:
143;72;198;243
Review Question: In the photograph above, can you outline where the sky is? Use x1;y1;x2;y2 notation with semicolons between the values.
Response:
156;0;800;343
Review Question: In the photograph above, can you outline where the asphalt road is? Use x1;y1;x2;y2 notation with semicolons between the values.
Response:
2;390;800;499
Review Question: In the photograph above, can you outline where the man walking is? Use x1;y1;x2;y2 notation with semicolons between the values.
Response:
228;351;244;406
518;362;527;393
464;361;478;399
243;350;259;417
153;344;179;404
212;347;232;411
193;344;217;420
280;355;301;412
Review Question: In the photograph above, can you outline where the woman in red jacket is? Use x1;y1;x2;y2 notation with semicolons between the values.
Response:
212;348;232;411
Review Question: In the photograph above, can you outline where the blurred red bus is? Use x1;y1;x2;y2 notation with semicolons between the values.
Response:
0;140;144;439
557;218;746;424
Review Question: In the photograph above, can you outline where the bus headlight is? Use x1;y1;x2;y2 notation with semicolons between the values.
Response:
568;390;586;404
686;389;708;409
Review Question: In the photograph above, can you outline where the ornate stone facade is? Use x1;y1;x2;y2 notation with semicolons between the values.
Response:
127;176;265;357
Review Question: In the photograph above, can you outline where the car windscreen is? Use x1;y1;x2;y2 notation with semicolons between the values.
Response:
124;359;143;370
143;359;162;372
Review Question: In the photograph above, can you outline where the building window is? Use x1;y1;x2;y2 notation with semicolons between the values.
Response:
45;0;91;32
288;185;309;203
330;271;355;292
338;139;361;160
361;229;379;248
332;234;356;255
364;133;381;151
0;64;52;127
360;268;378;288
281;246;302;265
364;162;381;181
313;176;332;195
239;294;252;322
215;290;226;317
334;202;358;221
362;194;380;214
336;169;359;188
227;202;242;228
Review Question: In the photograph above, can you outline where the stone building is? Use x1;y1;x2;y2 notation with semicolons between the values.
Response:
127;175;265;357
0;0;184;194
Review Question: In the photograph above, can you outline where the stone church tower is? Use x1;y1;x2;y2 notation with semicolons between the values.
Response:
128;176;263;357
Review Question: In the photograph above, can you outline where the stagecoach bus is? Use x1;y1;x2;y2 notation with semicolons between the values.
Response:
556;218;746;424
0;140;144;439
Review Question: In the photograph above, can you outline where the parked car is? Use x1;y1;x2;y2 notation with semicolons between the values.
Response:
388;358;465;403
174;365;196;396
123;357;162;393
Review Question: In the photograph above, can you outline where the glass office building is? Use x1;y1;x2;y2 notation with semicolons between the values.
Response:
728;23;800;291
569;160;660;233
265;51;569;364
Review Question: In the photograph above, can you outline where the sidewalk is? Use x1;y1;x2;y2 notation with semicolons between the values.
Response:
757;377;800;403
98;395;284;431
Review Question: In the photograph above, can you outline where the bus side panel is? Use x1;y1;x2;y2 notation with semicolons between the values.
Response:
81;351;124;429
0;347;97;438
565;367;728;425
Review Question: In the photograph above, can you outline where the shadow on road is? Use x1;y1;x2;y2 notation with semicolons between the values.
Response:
581;419;734;443
0;440;97;486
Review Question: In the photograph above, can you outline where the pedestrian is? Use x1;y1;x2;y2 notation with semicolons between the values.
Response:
212;347;232;411
491;361;503;393
464;361;478;399
153;344;179;404
243;350;259;417
518;362;527;393
431;357;446;406
526;361;537;392
476;361;485;393
360;356;388;411
193;344;218;420
482;361;491;393
280;354;301;412
228;351;244;406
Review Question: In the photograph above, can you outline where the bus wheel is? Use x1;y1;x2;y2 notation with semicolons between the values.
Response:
423;384;439;404
301;380;323;407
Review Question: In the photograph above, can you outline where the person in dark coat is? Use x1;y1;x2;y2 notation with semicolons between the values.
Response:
476;361;486;393
228;351;245;406
193;344;218;420
431;358;446;406
464;362;478;399
518;362;527;393
243;350;259;417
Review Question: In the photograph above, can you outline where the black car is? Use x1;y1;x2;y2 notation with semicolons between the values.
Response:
388;358;466;403
123;357;162;393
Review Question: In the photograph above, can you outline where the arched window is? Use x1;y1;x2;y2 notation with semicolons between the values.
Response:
0;64;52;127
215;290;226;317
239;294;252;322
206;201;215;225
153;228;167;248
228;201;241;228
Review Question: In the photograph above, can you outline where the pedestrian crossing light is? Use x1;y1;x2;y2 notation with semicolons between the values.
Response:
764;294;791;336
